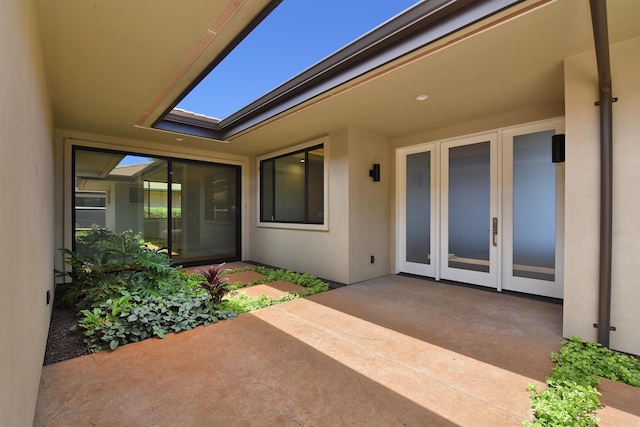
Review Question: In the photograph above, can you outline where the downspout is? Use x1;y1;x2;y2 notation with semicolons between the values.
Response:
589;0;613;348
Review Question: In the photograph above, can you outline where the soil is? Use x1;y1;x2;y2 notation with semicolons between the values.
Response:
44;287;91;365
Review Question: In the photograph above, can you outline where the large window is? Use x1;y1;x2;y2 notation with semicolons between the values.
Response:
72;147;241;266
260;144;324;224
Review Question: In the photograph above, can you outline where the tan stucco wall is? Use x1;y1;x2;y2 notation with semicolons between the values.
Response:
564;36;640;355
0;0;55;424
347;127;391;283
248;126;392;285
249;130;351;283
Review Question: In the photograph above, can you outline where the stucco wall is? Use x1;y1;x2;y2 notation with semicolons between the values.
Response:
0;0;55;424
249;130;351;283
564;37;640;355
347;127;391;283
248;126;391;284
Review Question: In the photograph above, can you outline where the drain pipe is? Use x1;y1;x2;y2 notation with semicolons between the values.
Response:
589;0;613;348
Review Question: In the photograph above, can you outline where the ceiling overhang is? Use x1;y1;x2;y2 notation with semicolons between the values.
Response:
149;0;524;140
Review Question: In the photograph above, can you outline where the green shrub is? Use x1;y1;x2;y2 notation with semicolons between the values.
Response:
74;289;236;352
60;230;330;353
144;207;181;218
58;227;182;308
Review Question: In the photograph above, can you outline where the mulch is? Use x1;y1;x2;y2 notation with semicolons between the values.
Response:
44;300;91;365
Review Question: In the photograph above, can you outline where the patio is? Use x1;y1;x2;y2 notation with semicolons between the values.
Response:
34;270;640;426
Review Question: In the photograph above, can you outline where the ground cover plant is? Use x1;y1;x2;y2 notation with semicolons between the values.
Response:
524;336;640;426
218;265;329;314
58;227;329;352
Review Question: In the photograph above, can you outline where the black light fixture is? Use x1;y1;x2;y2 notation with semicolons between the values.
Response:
552;134;565;163
369;163;380;182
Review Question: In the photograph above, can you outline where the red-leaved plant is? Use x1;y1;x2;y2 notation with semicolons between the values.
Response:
195;263;229;304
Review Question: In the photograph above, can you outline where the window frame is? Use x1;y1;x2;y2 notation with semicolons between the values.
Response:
257;137;329;231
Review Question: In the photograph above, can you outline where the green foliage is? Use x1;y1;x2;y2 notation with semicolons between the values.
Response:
144;207;181;219
219;292;297;314
524;381;601;427
252;266;329;295
58;227;183;308
524;336;640;426
61;232;330;353
551;337;640;387
74;289;236;352
217;266;328;314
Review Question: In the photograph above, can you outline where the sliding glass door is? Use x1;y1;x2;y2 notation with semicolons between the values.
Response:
72;147;240;265
170;161;239;264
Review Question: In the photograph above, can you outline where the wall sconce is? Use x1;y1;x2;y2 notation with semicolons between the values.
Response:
552;134;565;163
369;163;380;182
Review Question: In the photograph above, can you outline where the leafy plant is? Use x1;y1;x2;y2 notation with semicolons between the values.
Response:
525;381;600;427
252;266;329;295
194;263;229;304
217;266;328;314
61;232;330;353
75;289;236;352
551;337;640;387
524;336;640;426
58;227;183;308
219;292;297;314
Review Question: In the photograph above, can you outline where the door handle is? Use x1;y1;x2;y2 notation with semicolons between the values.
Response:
492;217;498;247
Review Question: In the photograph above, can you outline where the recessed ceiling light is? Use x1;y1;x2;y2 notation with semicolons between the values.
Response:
416;94;429;101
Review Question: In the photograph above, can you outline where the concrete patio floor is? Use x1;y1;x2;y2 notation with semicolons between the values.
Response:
35;269;640;426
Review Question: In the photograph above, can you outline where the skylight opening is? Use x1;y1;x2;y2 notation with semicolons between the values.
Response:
175;0;421;121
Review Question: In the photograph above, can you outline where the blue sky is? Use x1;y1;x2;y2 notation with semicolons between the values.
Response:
176;0;419;120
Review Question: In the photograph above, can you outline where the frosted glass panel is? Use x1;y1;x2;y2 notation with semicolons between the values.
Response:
406;152;430;264
513;130;556;281
448;142;490;272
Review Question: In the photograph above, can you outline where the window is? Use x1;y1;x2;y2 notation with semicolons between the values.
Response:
75;190;106;230
72;146;241;265
260;144;324;224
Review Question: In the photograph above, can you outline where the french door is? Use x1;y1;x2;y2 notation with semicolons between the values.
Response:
440;134;498;287
501;120;564;298
397;118;564;298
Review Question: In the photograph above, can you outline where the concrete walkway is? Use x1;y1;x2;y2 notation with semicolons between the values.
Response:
35;272;640;426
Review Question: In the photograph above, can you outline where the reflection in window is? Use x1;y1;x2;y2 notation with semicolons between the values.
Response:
260;145;324;224
205;169;237;221
143;181;181;219
73;147;240;264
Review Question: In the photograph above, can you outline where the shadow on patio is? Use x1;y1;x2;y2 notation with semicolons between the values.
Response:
34;274;639;426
